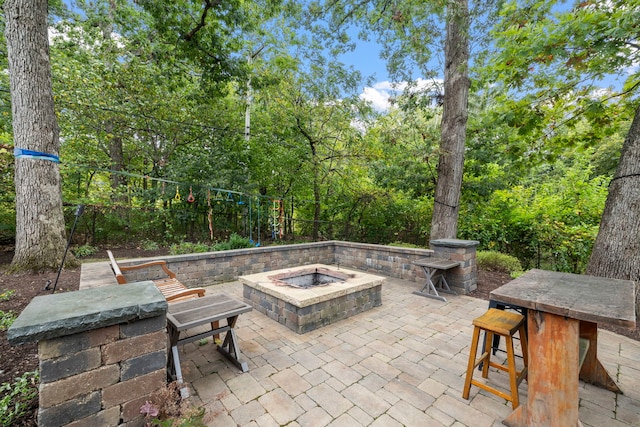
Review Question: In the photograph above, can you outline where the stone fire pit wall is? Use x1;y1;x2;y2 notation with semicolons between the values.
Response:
7;282;168;427
82;240;479;295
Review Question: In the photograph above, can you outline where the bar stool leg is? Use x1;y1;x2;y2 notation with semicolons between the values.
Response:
481;330;493;378
462;326;481;400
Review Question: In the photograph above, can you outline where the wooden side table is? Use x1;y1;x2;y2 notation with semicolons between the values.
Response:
167;293;252;396
412;258;460;302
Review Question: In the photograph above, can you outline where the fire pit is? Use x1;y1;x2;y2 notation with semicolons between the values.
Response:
240;264;384;333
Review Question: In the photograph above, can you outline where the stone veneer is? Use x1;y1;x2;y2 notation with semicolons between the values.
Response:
244;283;382;334
430;239;480;294
240;265;384;333
7;282;167;427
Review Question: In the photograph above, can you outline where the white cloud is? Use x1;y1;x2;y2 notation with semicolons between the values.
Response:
359;85;393;112
360;78;444;112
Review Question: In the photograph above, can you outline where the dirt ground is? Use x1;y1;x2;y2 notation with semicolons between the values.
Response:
1;248;638;426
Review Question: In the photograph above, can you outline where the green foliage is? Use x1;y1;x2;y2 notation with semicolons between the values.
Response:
169;242;211;255
0;290;15;302
460;157;608;273
388;242;426;249
476;251;523;276
73;244;98;258
475;0;638;170
141;240;161;251
212;233;255;251
0;371;39;427
0;310;16;331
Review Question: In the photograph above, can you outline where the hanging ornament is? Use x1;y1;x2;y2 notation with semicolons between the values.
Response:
187;186;195;203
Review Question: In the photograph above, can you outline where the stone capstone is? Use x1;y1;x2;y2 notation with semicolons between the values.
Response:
7;282;167;344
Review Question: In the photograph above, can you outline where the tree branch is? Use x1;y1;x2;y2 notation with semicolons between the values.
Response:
182;0;221;41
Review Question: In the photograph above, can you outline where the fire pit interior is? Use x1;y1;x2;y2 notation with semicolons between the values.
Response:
270;266;352;288
240;264;384;334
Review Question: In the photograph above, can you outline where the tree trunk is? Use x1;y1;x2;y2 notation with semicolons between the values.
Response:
6;0;70;271
429;0;470;241
585;103;640;282
312;164;321;241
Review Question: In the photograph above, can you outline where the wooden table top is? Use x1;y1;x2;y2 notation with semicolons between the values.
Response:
413;258;461;270
167;293;252;331
490;269;636;329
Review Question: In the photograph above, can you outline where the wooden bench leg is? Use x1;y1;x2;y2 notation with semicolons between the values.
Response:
579;321;621;393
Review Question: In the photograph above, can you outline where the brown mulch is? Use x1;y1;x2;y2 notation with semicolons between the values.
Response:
1;249;638;426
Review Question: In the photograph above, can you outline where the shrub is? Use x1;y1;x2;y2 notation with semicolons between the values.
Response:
477;251;523;276
212;233;254;251
139;382;205;427
73;244;98;258
0;310;16;331
141;240;161;251
0;371;39;427
169;242;210;255
0;290;15;302
388;242;426;249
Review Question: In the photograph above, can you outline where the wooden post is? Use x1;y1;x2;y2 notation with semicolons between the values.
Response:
504;310;582;427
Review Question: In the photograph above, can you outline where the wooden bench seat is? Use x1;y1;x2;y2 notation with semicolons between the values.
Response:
107;250;206;302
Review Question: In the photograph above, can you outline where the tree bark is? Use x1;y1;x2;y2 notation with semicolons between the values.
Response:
585;103;640;282
6;0;69;271
430;0;470;241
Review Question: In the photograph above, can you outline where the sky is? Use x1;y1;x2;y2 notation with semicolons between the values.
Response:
337;38;399;112
337;38;444;113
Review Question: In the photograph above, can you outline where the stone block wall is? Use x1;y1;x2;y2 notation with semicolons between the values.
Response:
332;241;434;282
80;240;478;295
7;282;168;427
87;241;433;289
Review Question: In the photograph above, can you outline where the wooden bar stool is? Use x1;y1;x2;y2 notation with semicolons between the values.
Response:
462;308;528;408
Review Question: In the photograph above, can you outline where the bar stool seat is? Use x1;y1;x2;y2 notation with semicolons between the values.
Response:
462;308;528;408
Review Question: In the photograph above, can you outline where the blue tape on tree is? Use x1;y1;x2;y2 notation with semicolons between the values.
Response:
14;148;60;163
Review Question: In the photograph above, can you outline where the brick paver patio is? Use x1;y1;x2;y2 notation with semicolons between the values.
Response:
175;277;640;427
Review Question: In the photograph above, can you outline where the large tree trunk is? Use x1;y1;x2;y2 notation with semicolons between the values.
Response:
6;0;69;271
585;104;640;282
430;0;470;241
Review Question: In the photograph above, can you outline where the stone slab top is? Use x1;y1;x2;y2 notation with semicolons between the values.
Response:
430;239;480;248
8;281;168;345
491;269;636;329
412;258;461;270
239;264;385;308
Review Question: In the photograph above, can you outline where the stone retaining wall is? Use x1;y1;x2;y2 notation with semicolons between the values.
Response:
83;240;478;295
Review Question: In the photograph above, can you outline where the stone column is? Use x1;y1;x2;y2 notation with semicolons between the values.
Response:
430;239;480;294
8;282;168;427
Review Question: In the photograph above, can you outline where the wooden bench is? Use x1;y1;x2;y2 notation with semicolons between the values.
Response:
107;250;206;302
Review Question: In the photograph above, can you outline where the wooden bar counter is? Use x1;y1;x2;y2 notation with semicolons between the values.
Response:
490;269;636;427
